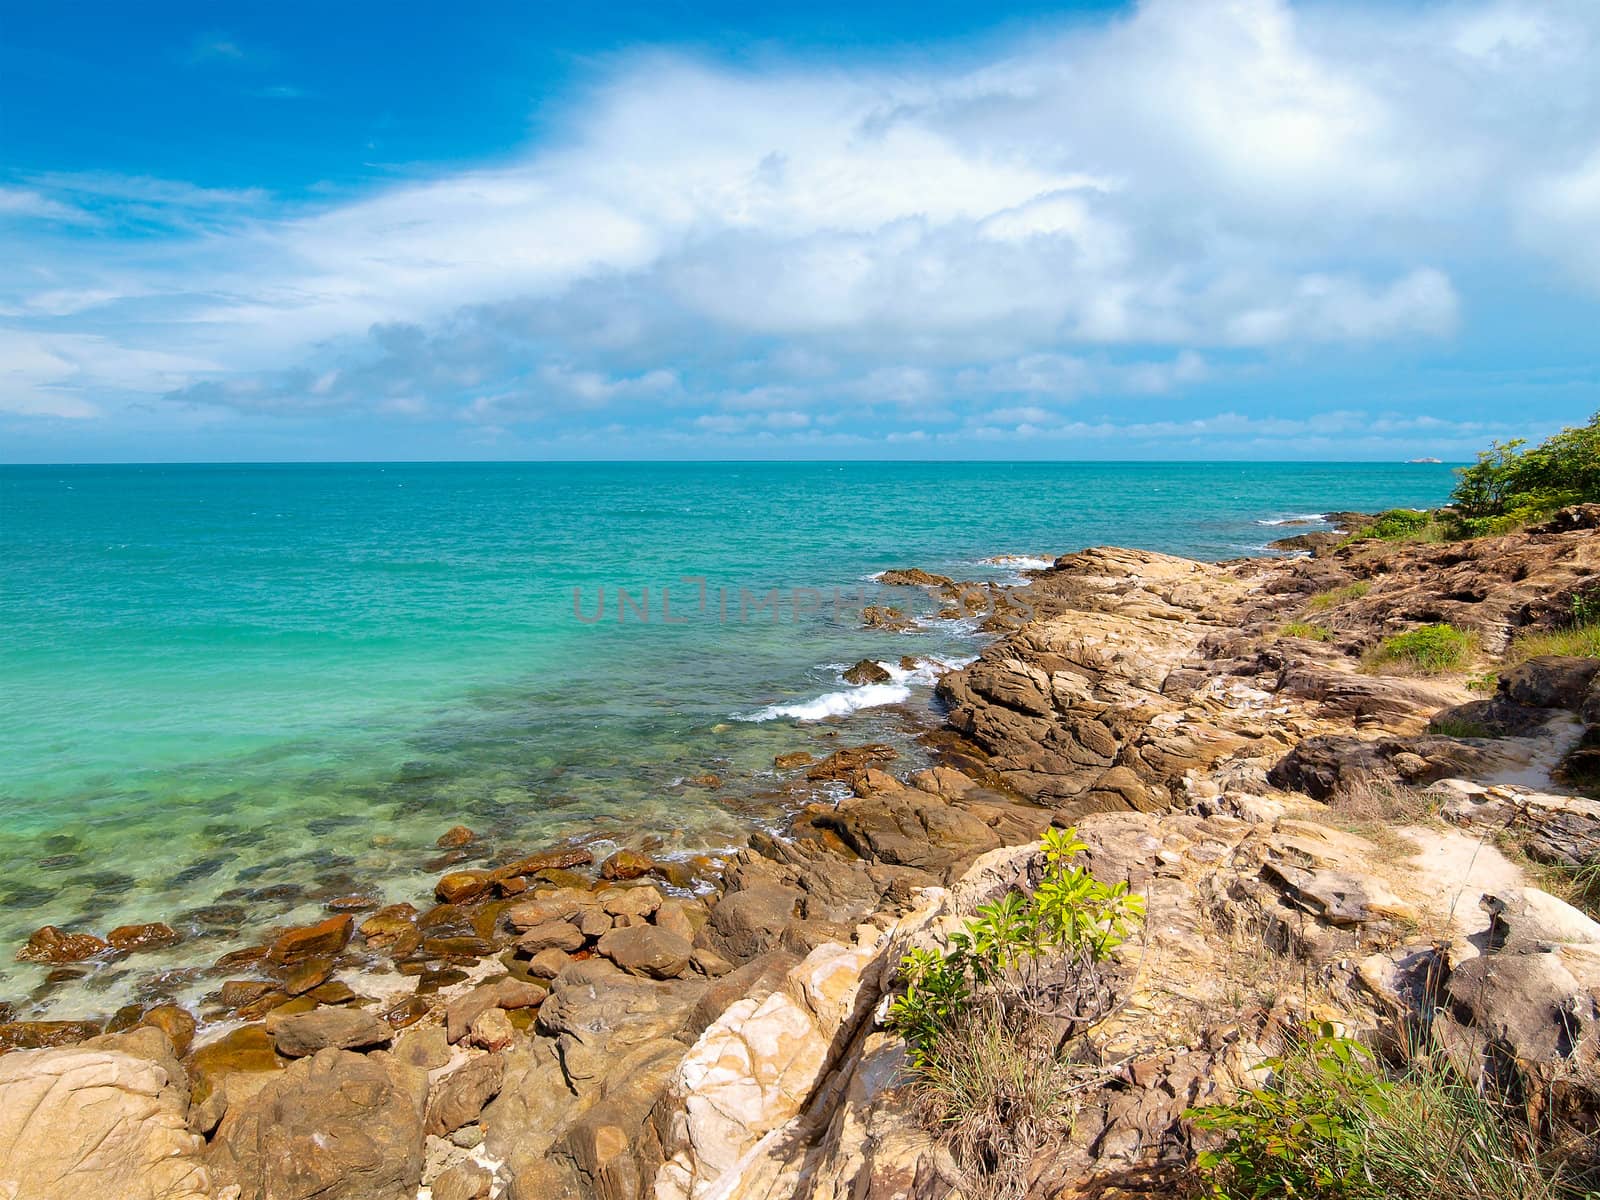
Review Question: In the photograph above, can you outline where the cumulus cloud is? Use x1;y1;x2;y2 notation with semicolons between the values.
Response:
3;0;1599;453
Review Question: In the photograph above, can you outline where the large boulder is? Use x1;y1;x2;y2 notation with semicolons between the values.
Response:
206;1048;428;1200
598;924;692;979
1501;656;1600;711
0;1031;211;1200
267;1006;393;1057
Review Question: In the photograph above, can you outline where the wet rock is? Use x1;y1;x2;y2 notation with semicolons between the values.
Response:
0;1019;103;1053
325;892;380;912
16;925;107;964
207;1048;428;1200
267;913;352;966
382;996;432;1029
878;568;954;587
488;846;595;885
860;605;913;630
140;1004;197;1058
426;1054;505;1136
215;945;270;970
0;1036;211;1199
283;955;335;995
806;744;898;782
307;980;359;1005
184;1025;283;1107
219;979;279;1009
424;935;496;959
437;825;476;848
436;871;491;905
843;659;891;685
774;751;814;770
598;924;693;979
106;922;181;953
686;773;722;789
600;849;656;881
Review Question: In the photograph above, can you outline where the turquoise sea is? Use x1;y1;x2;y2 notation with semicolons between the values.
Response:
0;461;1457;1015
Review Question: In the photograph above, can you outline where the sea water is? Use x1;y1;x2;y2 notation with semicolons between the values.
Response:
0;461;1456;1012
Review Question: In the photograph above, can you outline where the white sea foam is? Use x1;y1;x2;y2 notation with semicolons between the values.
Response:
1254;513;1327;527
738;654;975;722
978;553;1054;571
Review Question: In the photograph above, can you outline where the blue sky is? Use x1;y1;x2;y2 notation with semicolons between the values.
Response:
2;0;1598;462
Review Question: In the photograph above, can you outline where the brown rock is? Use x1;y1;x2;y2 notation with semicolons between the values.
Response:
423;935;496;959
218;979;278;1009
105;922;181;953
139;1004;197;1058
468;1007;516;1052
426;1055;506;1136
307;981;359;1005
598;924;692;979
843;659;891;685
0;1019;103;1052
382;997;431;1029
436;871;491;905
184;1025;282;1107
774;751;815;770
524;947;572;980
16;925;107;964
488;846;594;884
598;885;663;920
600;849;655;881
358;903;418;945
214;945;269;971
325;893;379;912
433;1161;493;1200
206;1049;428;1200
805;744;898;781
516;920;585;955
685;773;722;788
267;914;352;966
267;1006;393;1058
282;955;335;996
437;825;476;848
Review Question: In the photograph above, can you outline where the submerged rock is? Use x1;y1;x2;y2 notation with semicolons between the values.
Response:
16;925;107;964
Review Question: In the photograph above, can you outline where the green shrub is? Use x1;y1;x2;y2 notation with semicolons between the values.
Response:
887;827;1146;1197
1366;509;1433;539
1282;621;1334;642
1451;411;1600;530
1365;624;1476;674
1506;589;1600;666
1427;717;1496;739
1188;1029;1575;1200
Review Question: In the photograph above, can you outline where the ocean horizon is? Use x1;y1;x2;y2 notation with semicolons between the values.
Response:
1;460;1458;1014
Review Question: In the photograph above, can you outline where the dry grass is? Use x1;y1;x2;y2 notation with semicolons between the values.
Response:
916;1000;1103;1200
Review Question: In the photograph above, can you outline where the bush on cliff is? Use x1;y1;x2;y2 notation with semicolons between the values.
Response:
887;827;1145;1197
1188;1028;1579;1200
1451;410;1600;535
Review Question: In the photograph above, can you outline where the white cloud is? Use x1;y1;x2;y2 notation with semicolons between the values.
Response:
3;0;1599;443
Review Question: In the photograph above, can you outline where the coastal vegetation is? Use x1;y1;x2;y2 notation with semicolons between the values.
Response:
1308;581;1370;609
1451;410;1600;535
1188;1029;1577;1200
1362;623;1477;674
887;827;1145;1197
1280;621;1333;641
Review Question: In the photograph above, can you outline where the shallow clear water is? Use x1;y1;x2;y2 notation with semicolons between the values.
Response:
0;461;1456;1014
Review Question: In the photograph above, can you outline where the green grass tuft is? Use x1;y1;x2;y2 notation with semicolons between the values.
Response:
1281;621;1334;642
1309;580;1371;610
1364;624;1477;674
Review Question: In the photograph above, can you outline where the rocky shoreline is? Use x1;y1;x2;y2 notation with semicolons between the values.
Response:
4;507;1599;1199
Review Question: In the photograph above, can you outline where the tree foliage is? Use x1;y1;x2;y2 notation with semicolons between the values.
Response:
1451;411;1600;534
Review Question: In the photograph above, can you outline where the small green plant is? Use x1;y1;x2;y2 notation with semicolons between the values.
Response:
1364;624;1476;674
1189;1030;1577;1200
1190;1027;1383;1199
1282;621;1334;642
1309;581;1371;610
889;827;1145;1070
887;828;1146;1198
1466;670;1499;693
